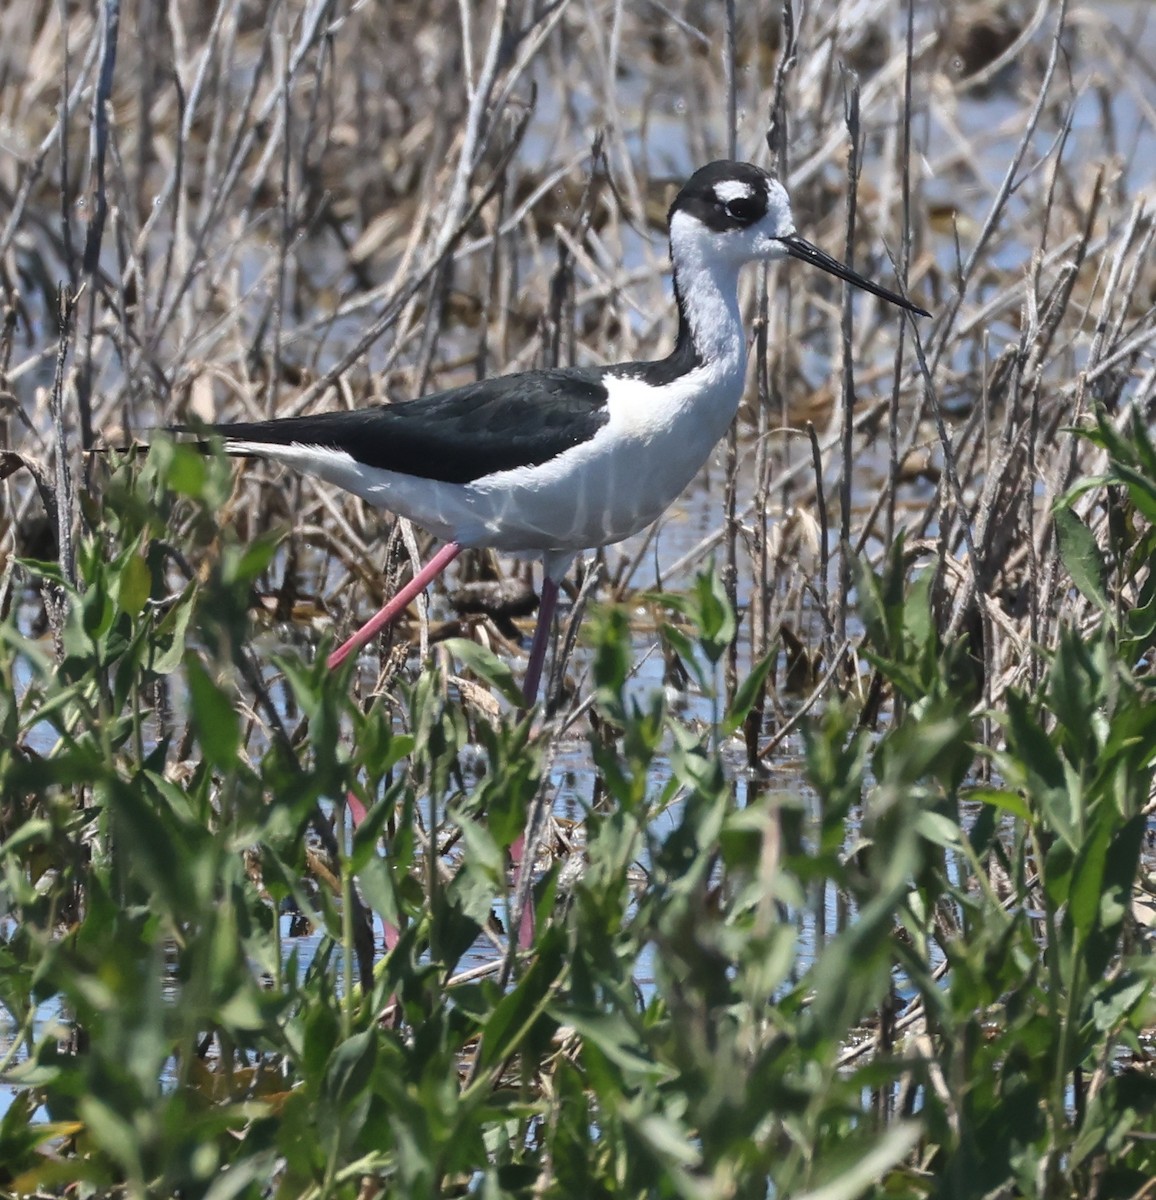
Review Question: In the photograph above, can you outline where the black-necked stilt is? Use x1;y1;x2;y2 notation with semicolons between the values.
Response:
193;160;928;705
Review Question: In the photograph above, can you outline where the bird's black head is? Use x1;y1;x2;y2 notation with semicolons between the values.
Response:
668;159;930;317
668;160;776;233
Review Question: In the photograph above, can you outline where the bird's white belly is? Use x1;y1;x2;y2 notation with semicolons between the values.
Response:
348;419;703;552
365;372;741;552
237;361;744;554
471;430;697;550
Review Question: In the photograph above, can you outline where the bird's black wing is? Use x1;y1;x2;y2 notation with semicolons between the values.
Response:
189;368;611;485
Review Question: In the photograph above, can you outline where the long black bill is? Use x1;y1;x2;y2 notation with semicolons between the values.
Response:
779;233;930;318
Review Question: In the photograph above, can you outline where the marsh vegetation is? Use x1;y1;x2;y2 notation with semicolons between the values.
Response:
1;0;1155;1196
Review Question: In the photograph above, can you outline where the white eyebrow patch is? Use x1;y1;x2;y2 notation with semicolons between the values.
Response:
713;180;755;203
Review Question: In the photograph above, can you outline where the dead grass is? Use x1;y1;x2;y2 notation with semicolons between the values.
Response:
1;0;1154;752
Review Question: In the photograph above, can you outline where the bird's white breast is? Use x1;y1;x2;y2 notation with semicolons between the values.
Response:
461;359;746;551
236;354;747;555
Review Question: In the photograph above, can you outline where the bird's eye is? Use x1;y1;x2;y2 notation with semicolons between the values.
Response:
722;196;762;222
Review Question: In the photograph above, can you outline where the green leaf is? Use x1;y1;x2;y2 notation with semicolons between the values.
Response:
722;649;775;736
103;777;198;916
0;819;54;858
442;637;525;708
1005;691;1065;792
349;782;407;869
795;1122;922;1200
78;1095;143;1181
660;621;709;693
1054;507;1110;612
1089;970;1150;1033
1091;814;1147;975
693;566;736;663
589;605;631;717
186;654;241;769
323;1029;377;1109
14;557;70;588
166;442;208;497
1109;461;1156;524
1125;584;1156;645
915;810;964;850
81;580;116;642
1068;816;1112;937
447;818;505;927
548;1006;674;1083
970;787;1030;821
150;587;195;675
115;552;152;618
232;535;280;584
473;933;564;1075
354;856;403;941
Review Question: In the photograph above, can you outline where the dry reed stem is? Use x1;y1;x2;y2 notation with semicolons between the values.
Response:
0;0;1151;771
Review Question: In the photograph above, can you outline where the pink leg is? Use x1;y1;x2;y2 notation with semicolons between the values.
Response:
509;572;561;949
334;541;461;956
520;573;560;709
327;541;463;669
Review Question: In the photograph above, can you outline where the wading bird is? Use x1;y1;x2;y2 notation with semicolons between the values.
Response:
193;160;927;707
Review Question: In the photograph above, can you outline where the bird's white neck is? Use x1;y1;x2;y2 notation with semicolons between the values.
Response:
668;211;748;382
